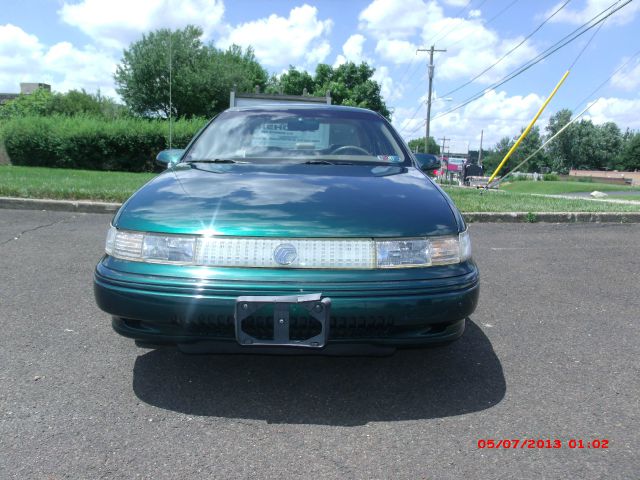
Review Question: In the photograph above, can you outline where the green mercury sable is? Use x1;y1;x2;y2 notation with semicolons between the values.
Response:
94;105;479;355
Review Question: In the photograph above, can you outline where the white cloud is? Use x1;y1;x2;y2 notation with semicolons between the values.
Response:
334;34;369;67
442;0;469;6
218;5;333;69
307;41;332;66
391;105;425;138
393;89;546;148
59;0;225;49
359;0;440;39
0;24;118;97
43;42;118;96
359;0;537;83
373;65;402;102
425;19;537;83
431;90;546;147
375;39;418;64
0;24;43;75
611;57;640;91
394;87;640;152
545;0;640;26
343;34;367;62
584;96;640;130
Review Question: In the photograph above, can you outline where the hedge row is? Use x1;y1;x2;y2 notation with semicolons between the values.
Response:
0;115;208;172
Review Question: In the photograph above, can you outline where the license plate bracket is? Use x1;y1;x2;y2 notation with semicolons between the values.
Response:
235;293;330;348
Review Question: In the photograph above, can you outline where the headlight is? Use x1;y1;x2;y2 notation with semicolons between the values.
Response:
376;239;431;268
105;226;194;264
103;227;472;269
142;235;195;263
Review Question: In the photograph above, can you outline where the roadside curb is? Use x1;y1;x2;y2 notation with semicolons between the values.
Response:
0;196;120;214
462;211;640;223
1;197;640;222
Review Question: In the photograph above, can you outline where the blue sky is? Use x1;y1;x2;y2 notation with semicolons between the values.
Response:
1;0;639;149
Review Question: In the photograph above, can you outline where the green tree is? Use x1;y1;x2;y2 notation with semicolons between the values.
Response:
266;67;315;95
267;62;391;119
50;89;126;118
407;137;440;154
212;45;268;109
545;110;624;172
545;109;575;173
619;132;640;170
597;122;623;169
0;88;125;120
0;88;55;119
480;125;547;177
114;26;267;118
513;125;548;173
482;136;513;176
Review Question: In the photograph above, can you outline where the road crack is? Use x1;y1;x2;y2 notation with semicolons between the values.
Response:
0;214;78;247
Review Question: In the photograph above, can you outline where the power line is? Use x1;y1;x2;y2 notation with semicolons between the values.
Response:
422;0;474;47
489;100;598;188
487;34;636;187
568;12;606;70
394;0;476;91
399;0;499;98
408;45;637;139
444;0;519;51
441;0;572;98
432;0;632;122
428;0;489;47
572;47;640;111
399;0;520;135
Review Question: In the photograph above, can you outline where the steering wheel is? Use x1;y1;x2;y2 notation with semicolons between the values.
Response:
331;145;370;155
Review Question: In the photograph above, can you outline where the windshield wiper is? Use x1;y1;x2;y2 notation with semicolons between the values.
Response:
303;160;354;165
187;158;243;164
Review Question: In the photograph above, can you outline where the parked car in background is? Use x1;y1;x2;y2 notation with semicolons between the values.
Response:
94;105;479;355
414;153;441;177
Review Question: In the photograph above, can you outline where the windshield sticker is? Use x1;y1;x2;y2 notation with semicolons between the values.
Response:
377;155;401;163
251;123;330;149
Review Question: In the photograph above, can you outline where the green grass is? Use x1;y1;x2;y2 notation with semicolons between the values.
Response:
0;165;154;202
442;187;640;213
2;165;640;212
501;180;640;195
604;194;640;202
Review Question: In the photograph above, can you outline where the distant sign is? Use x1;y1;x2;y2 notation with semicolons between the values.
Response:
445;157;466;172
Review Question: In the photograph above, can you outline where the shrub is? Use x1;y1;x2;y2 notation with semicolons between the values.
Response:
576;176;594;183
509;174;530;181
1;115;207;172
543;173;559;181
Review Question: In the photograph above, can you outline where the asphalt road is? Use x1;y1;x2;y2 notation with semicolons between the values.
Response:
1;209;638;479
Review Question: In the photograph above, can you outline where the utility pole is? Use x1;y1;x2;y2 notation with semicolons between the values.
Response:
478;129;483;167
417;45;446;152
438;136;450;182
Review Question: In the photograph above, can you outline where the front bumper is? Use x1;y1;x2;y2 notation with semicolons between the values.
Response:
94;256;479;351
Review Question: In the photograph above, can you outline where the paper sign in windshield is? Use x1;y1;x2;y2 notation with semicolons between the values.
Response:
251;123;330;149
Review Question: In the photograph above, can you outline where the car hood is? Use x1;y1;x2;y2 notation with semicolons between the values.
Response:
115;163;459;237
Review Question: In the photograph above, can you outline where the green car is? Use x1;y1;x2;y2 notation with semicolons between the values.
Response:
94;105;479;354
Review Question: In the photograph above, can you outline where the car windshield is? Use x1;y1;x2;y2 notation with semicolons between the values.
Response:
184;108;406;164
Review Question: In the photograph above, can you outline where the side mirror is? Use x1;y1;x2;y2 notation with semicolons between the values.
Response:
414;153;440;172
156;149;185;168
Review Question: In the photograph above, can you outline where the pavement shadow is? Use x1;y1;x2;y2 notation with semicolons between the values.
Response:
132;319;505;426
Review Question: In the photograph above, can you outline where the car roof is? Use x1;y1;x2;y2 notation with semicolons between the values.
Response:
227;104;378;115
